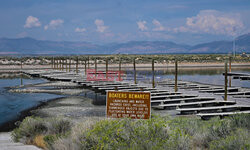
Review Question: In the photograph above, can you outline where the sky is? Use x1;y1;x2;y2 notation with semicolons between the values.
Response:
0;0;250;45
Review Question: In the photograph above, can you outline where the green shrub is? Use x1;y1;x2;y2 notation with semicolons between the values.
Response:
54;116;191;150
209;129;250;150
44;135;57;149
12;117;47;142
11;116;72;145
229;114;250;130
12;114;250;150
168;116;202;136
46;117;72;135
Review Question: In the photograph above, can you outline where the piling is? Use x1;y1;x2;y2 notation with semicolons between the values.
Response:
62;59;64;71
88;56;90;69
152;59;155;88
133;58;137;84
69;59;71;72
119;57;121;81
51;57;54;69
20;59;23;70
106;57;108;80
65;59;68;72
56;59;59;70
59;59;62;70
55;59;57;69
224;61;228;101
95;58;97;78
175;59;178;92
84;58;87;75
76;57;79;73
20;76;23;86
229;57;232;87
53;59;55;70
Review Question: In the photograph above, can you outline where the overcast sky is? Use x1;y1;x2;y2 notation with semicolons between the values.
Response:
0;0;250;45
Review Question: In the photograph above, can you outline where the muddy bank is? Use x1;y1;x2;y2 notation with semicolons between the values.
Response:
0;97;63;132
31;96;106;123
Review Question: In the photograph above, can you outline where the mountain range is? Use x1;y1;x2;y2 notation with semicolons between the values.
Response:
0;33;250;54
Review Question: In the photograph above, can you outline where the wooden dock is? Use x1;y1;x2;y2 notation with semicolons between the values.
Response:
223;72;250;81
22;69;250;119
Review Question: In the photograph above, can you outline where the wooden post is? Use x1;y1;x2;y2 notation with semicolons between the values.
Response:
65;59;68;72
84;58;87;75
76;57;79;73
229;57;232;87
56;59;59;70
59;59;61;70
175;59;178;92
55;59;57;70
224;61;228;101
106;57;108;80
20;75;23;86
51;57;54;69
53;57;56;69
59;59;62;70
119;57;121;81
54;58;56;69
133;58;136;84
20;59;23;70
62;59;64;71
229;56;232;72
152;59;155;88
69;59;71;72
88;56;90;69
95;58;97;78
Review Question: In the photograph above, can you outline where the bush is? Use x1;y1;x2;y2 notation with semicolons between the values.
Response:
12;117;47;143
209;129;250;150
11;116;72;147
53;116;191;150
229;113;250;130
12;114;250;150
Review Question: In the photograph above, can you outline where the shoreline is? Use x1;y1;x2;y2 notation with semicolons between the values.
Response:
0;62;249;72
0;96;64;132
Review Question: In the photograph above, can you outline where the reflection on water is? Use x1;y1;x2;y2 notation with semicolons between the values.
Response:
125;67;250;88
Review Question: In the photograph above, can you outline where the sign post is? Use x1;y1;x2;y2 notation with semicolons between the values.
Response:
106;91;151;119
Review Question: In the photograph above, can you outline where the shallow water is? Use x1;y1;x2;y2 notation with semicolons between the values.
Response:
125;67;250;88
0;74;61;126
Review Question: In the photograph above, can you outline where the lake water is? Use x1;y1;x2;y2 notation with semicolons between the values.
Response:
0;74;60;127
126;67;250;88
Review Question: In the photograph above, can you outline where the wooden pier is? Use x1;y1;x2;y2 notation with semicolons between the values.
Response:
223;72;250;81
22;69;250;120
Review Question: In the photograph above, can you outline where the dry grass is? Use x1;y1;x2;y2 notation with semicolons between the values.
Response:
33;135;46;149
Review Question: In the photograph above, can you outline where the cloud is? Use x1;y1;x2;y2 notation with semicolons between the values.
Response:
152;19;165;31
174;10;244;36
137;21;148;31
24;16;41;28
75;27;86;33
44;19;64;30
95;19;108;33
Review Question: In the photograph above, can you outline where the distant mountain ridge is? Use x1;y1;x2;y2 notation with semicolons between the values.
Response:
0;33;250;54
